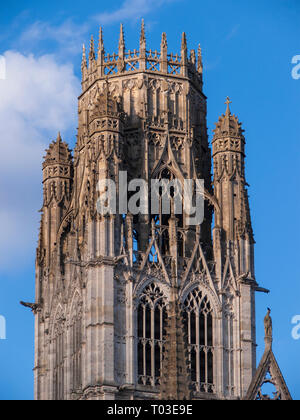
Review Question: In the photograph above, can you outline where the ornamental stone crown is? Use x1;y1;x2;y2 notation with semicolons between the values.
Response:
81;20;203;92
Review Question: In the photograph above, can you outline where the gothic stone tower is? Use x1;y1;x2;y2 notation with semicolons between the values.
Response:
34;23;266;400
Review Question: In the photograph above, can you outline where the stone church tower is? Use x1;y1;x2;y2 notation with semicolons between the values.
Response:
33;23;291;400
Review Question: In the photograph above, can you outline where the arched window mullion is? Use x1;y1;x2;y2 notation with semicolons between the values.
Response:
137;284;167;387
183;289;215;395
195;309;200;386
204;312;208;387
143;305;146;339
188;311;191;346
54;329;65;400
227;314;232;390
151;303;155;382
143;305;146;378
160;305;163;341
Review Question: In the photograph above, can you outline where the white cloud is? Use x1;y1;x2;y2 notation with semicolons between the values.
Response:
95;0;176;24
15;0;178;59
19;20;90;56
0;0;179;270
0;51;80;270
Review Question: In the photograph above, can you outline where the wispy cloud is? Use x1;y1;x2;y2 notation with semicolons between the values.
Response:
19;19;90;56
95;0;177;24
0;0;179;270
225;24;241;42
13;0;179;59
0;51;80;270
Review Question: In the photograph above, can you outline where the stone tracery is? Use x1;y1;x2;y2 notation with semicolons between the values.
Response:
32;22;291;401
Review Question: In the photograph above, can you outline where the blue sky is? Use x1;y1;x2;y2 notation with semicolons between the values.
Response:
0;0;299;400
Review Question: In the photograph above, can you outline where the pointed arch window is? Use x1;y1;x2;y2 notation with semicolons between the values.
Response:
53;315;65;400
183;288;215;394
137;283;167;387
71;312;82;393
150;168;184;258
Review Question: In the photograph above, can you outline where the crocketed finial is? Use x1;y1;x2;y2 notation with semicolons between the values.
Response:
161;32;167;49
119;23;125;49
89;35;96;66
98;27;104;54
225;96;232;116
181;32;187;51
140;19;146;45
197;43;203;74
81;44;87;70
56;132;62;143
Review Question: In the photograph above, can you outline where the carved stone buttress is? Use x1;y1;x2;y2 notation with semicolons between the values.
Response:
33;23;291;401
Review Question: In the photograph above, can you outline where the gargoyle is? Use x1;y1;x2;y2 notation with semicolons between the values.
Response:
20;301;42;313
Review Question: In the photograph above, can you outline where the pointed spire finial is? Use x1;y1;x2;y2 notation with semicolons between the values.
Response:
139;19;146;69
98;27;104;53
181;32;188;75
160;32;168;72
118;24;125;72
119;23;125;48
197;43;203;73
55;132;62;161
181;32;187;51
57;132;62;143
97;28;105;76
90;36;94;53
161;32;167;49
89;35;95;63
225;96;232;115
81;44;87;69
140;18;146;44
